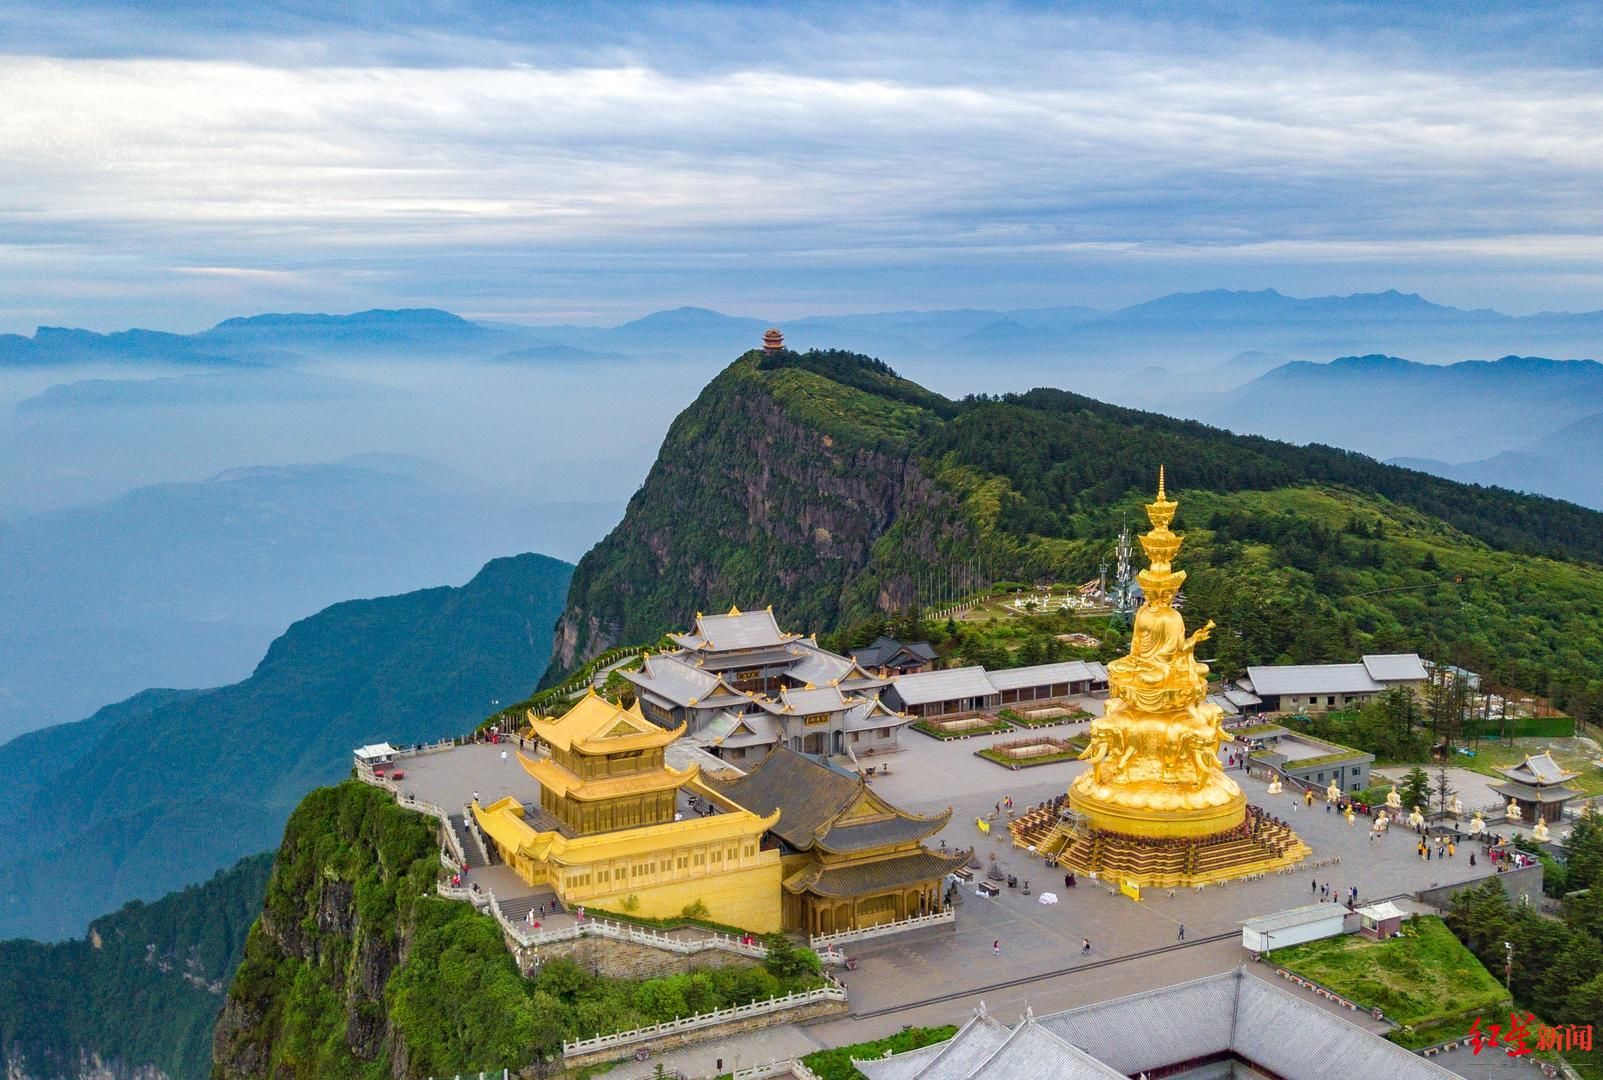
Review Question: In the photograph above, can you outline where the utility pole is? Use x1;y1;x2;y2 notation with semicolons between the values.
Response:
1504;941;1514;992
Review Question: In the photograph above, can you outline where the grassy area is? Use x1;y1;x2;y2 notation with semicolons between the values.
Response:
1270;916;1508;1046
912;718;1013;740
800;1025;958;1080
976;747;1081;768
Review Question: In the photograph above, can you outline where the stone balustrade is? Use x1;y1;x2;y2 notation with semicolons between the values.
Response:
733;1059;823;1080
484;890;767;959
808;908;954;948
562;978;847;1060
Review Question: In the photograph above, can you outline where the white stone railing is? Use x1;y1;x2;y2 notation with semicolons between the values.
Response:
733;1060;822;1080
808;908;953;948
354;767;469;867
562;978;847;1060
485;893;767;958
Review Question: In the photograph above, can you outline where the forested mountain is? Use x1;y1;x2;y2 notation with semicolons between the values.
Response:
551;349;1603;720
0;553;572;942
0;853;272;1080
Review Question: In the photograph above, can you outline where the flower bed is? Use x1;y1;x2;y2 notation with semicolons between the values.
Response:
912;717;1012;740
999;706;1093;728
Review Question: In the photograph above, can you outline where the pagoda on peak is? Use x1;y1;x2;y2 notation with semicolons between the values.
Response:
762;328;784;354
1013;470;1309;887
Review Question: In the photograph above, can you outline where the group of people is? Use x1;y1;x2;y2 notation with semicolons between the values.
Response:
1416;835;1458;860
1313;879;1360;907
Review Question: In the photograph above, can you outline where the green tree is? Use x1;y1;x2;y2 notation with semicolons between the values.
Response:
1399;766;1432;812
761;934;821;981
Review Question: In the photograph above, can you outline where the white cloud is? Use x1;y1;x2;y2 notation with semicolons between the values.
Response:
0;4;1600;328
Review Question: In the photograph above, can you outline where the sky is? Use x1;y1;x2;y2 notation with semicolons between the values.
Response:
2;0;1601;333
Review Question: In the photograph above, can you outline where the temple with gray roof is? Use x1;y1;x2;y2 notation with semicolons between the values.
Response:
623;606;905;763
855;967;1461;1079
1490;751;1582;824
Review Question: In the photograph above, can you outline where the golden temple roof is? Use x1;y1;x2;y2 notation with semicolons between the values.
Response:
532;691;682;754
519;750;698;801
473;794;778;865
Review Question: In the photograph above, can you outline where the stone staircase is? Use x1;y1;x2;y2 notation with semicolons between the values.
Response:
497;891;563;922
448;813;488;869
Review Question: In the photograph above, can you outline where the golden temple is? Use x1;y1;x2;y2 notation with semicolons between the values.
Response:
1011;469;1309;887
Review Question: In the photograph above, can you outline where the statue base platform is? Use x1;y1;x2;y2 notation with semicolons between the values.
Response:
1069;782;1247;839
1012;804;1311;889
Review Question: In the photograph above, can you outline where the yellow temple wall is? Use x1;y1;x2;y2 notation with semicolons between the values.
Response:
582;860;782;932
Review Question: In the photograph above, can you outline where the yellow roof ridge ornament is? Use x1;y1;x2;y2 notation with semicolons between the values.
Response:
804;682;816;690
728;603;742;615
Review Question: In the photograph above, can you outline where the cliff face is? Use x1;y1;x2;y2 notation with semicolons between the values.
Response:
210;784;434;1080
550;350;973;671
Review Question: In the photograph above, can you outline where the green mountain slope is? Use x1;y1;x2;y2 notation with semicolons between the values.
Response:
0;852;272;1080
552;349;1603;716
0;553;572;942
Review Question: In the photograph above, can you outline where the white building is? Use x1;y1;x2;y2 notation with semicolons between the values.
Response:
1240;903;1352;954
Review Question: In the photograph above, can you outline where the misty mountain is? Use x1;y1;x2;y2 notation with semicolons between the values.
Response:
1393;410;1603;511
0;458;620;741
1195;354;1603;463
16;367;392;409
0;552;573;941
195;306;529;358
0;325;289;367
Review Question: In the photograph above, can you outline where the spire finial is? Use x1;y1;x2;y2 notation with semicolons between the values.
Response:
1157;465;1166;502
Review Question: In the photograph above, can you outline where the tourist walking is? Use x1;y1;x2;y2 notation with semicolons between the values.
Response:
1177;924;1185;941
1081;937;1091;956
993;939;1001;956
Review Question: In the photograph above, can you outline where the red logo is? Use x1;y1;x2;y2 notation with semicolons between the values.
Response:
1469;1013;1593;1055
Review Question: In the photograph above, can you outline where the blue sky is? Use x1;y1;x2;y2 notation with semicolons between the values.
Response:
1;0;1600;332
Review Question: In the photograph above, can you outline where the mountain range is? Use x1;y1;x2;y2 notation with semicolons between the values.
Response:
6;290;1600;375
0;552;572;941
0;457;618;742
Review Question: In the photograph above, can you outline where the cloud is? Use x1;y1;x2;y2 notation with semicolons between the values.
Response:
0;2;1600;328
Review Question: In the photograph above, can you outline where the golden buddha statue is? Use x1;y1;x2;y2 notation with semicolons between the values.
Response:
1073;470;1245;838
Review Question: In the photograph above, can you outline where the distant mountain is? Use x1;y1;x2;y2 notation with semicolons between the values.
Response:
8;291;1603;376
1198;354;1603;462
16;367;391;409
194;307;526;358
0;460;619;742
1394;411;1603;511
0;852;272;1080
0;552;573;941
487;343;629;363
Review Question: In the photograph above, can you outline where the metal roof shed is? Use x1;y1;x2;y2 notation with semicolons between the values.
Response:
1240;903;1350;953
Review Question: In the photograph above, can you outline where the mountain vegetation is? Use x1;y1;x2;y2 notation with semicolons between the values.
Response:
214;782;823;1080
0;553;572;942
551;349;1603;724
0;852;272;1080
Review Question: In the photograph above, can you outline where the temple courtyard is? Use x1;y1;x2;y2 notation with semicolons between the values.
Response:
388;717;1514;1037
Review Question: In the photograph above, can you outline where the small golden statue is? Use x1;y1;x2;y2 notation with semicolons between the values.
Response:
1385;785;1403;810
1326;780;1342;803
1451;795;1464;818
1532;819;1550;843
1469;810;1486;835
1507;798;1522;822
1267;776;1283;795
1407;806;1425;829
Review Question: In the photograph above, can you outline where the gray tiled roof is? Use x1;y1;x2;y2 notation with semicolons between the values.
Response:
794;848;968;897
719;713;782;749
855;1013;1008;1080
816;811;950;853
1361;653;1429;682
1490;780;1580;803
623;655;722;706
889;666;998;705
966;1020;1122;1078
851;637;939;667
985;661;1104;691
869;969;1462;1079
1245;663;1383;696
1501;752;1578;785
670;608;788;650
842;699;909;732
767;685;854;715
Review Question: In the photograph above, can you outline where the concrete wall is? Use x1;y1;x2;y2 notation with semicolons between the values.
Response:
1415;863;1544;911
